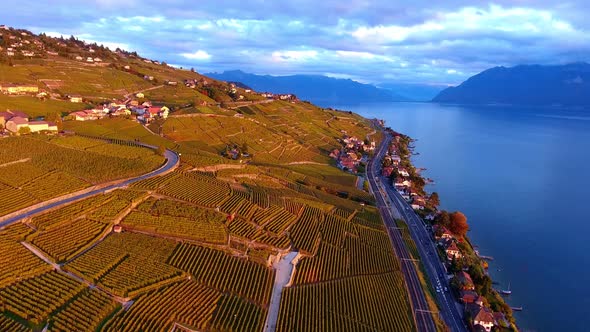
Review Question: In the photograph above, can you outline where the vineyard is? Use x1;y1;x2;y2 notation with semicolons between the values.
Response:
276;272;414;331
64;232;181;297
0;136;164;218
0;271;85;326
122;211;227;244
168;243;274;306
49;289;118;332
0;239;51;288
0;314;30;332
30;218;109;263
103;281;220;331
158;172;230;208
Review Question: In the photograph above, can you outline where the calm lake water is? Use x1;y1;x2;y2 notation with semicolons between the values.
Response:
333;102;590;332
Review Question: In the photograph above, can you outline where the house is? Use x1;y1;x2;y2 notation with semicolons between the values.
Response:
382;165;394;177
411;201;425;210
5;116;29;133
47;51;59;56
135;92;144;98
459;290;479;303
93;57;102;62
165;80;178;86
75;56;83;60
0;84;39;95
69;95;83;103
398;168;410;177
124;65;130;70
456;271;475;290
472;307;496;332
86;57;94;63
446;242;462;260
441;228;454;240
27;121;58;133
113;225;123;233
70;111;94;121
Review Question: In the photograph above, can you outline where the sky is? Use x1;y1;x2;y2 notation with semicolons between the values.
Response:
4;1;590;86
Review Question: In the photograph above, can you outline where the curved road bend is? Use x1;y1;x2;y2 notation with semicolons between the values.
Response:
368;132;467;332
0;148;179;228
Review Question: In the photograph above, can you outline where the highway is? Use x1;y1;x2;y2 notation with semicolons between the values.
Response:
367;132;467;332
0;146;179;228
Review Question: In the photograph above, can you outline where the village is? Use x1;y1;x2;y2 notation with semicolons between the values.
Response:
329;131;376;173
379;130;514;331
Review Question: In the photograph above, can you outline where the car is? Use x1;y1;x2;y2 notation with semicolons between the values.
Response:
436;288;441;293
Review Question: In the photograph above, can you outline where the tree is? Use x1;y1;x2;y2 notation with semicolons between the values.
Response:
45;112;63;131
156;145;166;156
18;126;31;135
429;192;440;208
435;210;450;228
449;211;469;237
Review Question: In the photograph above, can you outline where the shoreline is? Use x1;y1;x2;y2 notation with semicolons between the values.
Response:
377;124;518;331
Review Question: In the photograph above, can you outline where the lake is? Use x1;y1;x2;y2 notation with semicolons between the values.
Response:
333;102;590;332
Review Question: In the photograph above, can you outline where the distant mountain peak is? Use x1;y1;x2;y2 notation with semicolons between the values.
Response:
433;63;590;106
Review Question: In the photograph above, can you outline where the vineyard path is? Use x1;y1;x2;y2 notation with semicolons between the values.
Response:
264;251;298;332
20;241;132;304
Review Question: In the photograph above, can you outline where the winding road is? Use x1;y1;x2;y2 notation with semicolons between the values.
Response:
0;145;179;228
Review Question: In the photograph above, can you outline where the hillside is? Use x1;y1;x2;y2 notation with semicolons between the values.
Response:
0;26;266;118
206;70;409;105
433;63;590;106
0;25;422;332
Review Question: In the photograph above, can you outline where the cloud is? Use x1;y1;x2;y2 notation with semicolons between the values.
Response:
9;1;590;85
180;50;212;60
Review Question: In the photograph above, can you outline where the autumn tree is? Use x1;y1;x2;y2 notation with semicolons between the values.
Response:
429;192;440;207
45;112;63;131
435;210;450;228
449;211;469;237
156;145;166;156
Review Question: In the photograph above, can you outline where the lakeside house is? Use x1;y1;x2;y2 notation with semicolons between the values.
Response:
446;241;462;260
456;271;475;290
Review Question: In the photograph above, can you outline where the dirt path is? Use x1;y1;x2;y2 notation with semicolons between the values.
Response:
20;241;131;304
0;158;31;168
264;251;298;332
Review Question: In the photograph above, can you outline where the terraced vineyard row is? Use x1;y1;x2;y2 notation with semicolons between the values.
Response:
276;273;414;332
122;211;227;244
168;243;274;305
159;174;230;208
290;206;324;254
0;271;84;325
0;239;52;288
65;232;180;297
0;222;34;241
130;171;181;190
103;281;220;331
30;218;109;263
0;183;38;217
30;193;113;230
209;294;267;332
0;314;30;332
320;214;355;247
49;289;118;332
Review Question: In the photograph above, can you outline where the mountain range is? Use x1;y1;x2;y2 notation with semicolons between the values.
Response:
433;63;590;106
206;70;411;105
